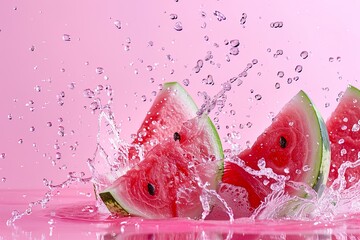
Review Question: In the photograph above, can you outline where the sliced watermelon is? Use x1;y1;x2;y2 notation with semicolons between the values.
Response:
326;85;360;188
222;90;330;210
127;82;223;165
100;82;224;218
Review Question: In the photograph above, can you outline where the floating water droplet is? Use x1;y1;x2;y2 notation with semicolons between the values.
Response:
29;126;35;132
55;152;62;160
229;47;239;56
146;65;153;71
255;94;262;100
18;139;23;144
340;148;347;156
284;167;290;174
325;102;330;108
252;59;258;65
270;21;283;28
141;95;147;102
214;10;226;21
329;57;334;62
230;39;240;47
287;78;293;84
7;114;12;120
343;117;348;122
276;49;283;55
300;51;308;59
83;89;95;98
204;35;209;41
230;110;236;115
277;71;284;78
1;177;6;183
302;165;310;172
240;13;247;25
174;21;183;31
337;56;341;62
62;34;71;41
96;67;104;74
0;153;5;159
275;82;281;89
197;59;204;68
114;20;121;29
294;76;299;81
169;13;178;20
246;122;252;128
46;121;52;127
183;79;190;86
68;82;76;89
341;125;347;131
295;65;303;73
34;85;41;92
222;82;231;91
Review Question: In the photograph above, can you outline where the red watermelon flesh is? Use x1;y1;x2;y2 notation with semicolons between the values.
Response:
326;85;360;188
100;116;223;218
222;90;330;210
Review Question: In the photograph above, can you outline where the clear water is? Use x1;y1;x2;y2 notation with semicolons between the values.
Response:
2;1;360;239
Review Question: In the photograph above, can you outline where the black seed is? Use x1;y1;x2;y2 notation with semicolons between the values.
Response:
147;183;155;196
279;136;287;148
173;132;181;141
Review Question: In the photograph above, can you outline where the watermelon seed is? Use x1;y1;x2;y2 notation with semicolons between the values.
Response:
174;132;181;141
279;136;287;148
147;183;156;196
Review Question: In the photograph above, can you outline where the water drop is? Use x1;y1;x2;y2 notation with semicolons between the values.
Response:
7;114;12;120
302;165;310;172
230;110;236;115
55;152;62;160
287;78;293;84
0;153;5;159
214;10;226;21
329;57;334;62
47;122;52;127
18;139;23;144
284;168;290;174
337;56;341;62
295;65;303;73
340;148;347;156
174;21;183;31
169;14;178;20
96;67;104;74
29;45;35;52
352;124;360;132
141;95;147;102
34;85;41;92
83;89;95;98
29;126;35;132
197;59;204;68
114;20;121;29
294;76;299;81
183;79;190;86
240;13;247;25
325;102;330;108
62;34;71;41
246;122;252;128
277;71;284;78
229;47;239;56
255;94;262;100
68;82;76;90
300;51;308;59
222;82;231;91
275;82;281;89
204;35;209;41
230;39;240;47
1;177;6;183
252;59;258;65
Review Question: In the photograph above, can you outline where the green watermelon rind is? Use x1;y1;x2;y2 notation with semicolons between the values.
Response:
100;82;224;218
346;84;360;98
297;90;330;195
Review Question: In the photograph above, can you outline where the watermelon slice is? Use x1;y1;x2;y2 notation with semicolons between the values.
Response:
222;90;330;210
326;85;360;188
100;82;224;218
127;82;223;165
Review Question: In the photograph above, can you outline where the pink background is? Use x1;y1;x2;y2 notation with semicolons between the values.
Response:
1;0;360;190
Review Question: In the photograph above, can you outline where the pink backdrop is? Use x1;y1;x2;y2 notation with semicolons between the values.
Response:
1;0;360;189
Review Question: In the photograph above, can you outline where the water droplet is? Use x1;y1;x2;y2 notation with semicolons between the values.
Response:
229;47;239;56
83;89;95;98
7;114;12;120
352;124;360;132
183;79;190;86
222;82;231;91
277;71;284;78
255;94;262;100
68;82;76;90
329;57;334;62
252;59;258;65
343;117;348;122
325;102;330;108
230;39;240;47
275;82;281;89
246;122;252;128
114;20;121;29
287;78;293;84
204;35;209;41
270;21;283;28
141;95;147;102
340;148;347;156
337;56;341;62
284;168;290;174
1;177;6;183
95;67;104;75
62;34;71;41
230;110;236;115
169;14;178;20
146;65;153;71
294;76;299;81
214;10;226;21
29;45;35;52
240;13;247;25
18;139;23;144
300;51;308;59
34;85;41;92
302;165;310;172
0;153;5;159
295;65;303;73
197;59;204;68
29;126;35;132
341;125;347;131
47;122;52;127
174;21;183;31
